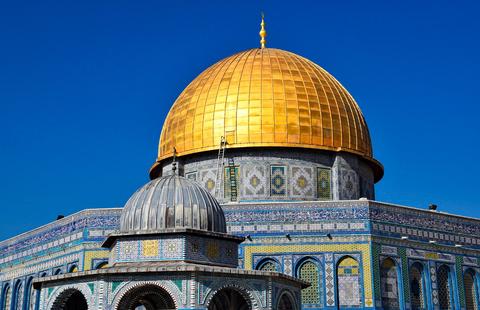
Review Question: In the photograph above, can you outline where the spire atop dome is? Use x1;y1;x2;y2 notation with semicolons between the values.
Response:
259;13;266;48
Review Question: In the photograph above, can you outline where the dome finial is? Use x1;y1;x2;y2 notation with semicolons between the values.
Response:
259;13;267;49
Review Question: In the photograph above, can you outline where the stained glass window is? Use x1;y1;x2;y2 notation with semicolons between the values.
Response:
317;168;331;200
258;260;277;272
410;263;425;310
464;269;478;310
337;257;361;307
380;258;400;309
298;261;320;304
438;265;452;310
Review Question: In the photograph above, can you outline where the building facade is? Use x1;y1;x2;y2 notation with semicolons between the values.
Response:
1;19;479;310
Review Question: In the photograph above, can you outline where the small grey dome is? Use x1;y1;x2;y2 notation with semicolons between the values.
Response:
120;175;226;233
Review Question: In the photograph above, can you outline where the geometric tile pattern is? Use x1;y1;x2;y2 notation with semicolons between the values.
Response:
380;258;400;309
270;166;286;197
291;167;313;198
317;167;331;200
224;166;240;201
337;257;361;307
409;263;425;310
464;270;478;310
298;261;320;304
200;169;217;195
437;265;453;310
340;169;358;199
243;243;373;306
243;166;266;197
325;262;335;306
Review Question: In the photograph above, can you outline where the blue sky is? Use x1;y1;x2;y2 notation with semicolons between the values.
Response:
1;1;479;240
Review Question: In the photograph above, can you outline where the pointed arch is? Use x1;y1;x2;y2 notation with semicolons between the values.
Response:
409;262;426;310
337;256;361;308
464;268;479;310
12;280;24;310
437;264;454;310
51;288;88;310
25;277;35;310
2;284;12;310
277;290;298;310
296;257;321;305
380;257;400;309
256;258;279;272
207;287;251;310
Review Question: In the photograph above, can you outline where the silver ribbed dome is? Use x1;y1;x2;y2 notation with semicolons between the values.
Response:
120;175;226;233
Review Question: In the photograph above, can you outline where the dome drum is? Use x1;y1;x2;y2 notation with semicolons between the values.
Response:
102;229;243;268
153;147;376;203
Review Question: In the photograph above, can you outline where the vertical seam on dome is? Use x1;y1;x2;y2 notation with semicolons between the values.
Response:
271;49;288;143
187;61;217;154
198;55;236;153
222;50;250;145
301;57;335;149
316;65;344;148
247;49;259;144
144;179;161;230
232;49;256;145
317;63;353;151
294;53;324;146
325;70;368;155
280;50;301;144
285;51;313;145
265;48;276;144
325;72;358;152
209;52;241;150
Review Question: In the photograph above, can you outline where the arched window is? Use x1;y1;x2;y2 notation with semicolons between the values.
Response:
3;285;12;310
437;265;453;310
68;265;78;273
54;268;62;275
409;263;426;310
297;260;320;305
337;256;361;308
380;258;400;309
13;281;24;310
464;269;478;310
257;259;278;272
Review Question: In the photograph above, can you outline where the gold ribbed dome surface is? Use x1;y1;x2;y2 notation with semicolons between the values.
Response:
157;48;381;178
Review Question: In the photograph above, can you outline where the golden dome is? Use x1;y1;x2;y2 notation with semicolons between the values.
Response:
154;48;383;180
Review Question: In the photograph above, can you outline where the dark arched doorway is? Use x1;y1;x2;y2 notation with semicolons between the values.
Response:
208;287;251;310
51;288;88;310
277;292;296;310
117;284;175;310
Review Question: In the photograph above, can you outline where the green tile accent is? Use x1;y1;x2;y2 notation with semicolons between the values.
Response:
111;281;122;292
456;256;466;308
398;247;410;302
48;287;54;297
87;283;94;294
173;280;182;291
372;243;381;302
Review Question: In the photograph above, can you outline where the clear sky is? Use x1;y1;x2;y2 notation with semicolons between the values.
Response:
1;1;479;240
